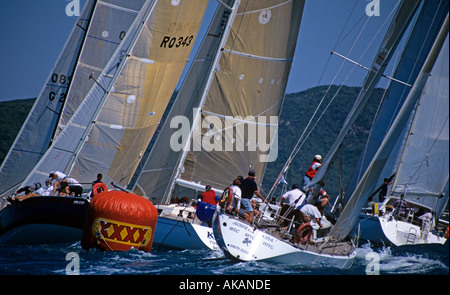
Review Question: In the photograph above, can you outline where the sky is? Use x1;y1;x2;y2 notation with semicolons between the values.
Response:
0;0;400;101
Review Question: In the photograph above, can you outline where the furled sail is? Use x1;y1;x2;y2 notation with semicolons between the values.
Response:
20;0;209;188
0;0;96;198
56;0;146;135
345;1;449;203
310;0;421;188
330;14;449;240
160;0;305;203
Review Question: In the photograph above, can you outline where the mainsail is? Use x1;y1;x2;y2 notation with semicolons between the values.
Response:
135;0;305;204
0;0;96;198
19;0;209;188
330;14;449;240
132;0;235;201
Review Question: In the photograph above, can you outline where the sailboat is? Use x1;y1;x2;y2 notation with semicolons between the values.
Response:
354;13;449;247
0;0;209;244
212;0;427;268
0;0;146;201
132;0;305;251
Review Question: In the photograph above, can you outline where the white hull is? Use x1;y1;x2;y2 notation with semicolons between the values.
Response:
153;204;219;251
213;211;356;269
356;213;447;246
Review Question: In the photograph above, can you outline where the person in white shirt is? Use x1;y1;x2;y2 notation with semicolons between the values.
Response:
49;171;83;197
280;184;306;209
35;179;54;196
299;204;322;229
225;179;242;214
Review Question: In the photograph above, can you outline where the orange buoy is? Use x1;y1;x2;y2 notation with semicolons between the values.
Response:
81;190;158;252
445;226;449;239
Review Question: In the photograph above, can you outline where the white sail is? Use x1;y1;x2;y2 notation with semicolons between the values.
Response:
19;0;209;188
330;14;449;240
392;36;449;216
70;0;209;186
56;0;146;135
0;0;96;198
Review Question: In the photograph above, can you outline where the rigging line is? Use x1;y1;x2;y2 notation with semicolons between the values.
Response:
291;0;402;164
404;115;449;188
268;13;374;195
236;0;292;15
332;0;361;51
285;19;370;168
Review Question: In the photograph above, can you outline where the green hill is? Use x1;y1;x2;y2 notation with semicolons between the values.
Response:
0;98;35;163
262;85;383;199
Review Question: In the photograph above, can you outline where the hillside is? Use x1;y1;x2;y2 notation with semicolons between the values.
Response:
261;85;383;198
0;85;383;199
0;98;35;163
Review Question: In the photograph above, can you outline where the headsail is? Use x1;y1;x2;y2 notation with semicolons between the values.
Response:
0;0;96;198
20;0;209;188
391;35;449;216
330;14;449;240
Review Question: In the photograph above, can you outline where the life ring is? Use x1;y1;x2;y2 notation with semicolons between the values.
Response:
294;223;313;245
445;226;449;239
92;182;108;197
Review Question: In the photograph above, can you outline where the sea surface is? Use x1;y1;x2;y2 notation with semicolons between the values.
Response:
0;241;448;276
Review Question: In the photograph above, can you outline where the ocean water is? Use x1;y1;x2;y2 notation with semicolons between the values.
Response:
0;241;448;276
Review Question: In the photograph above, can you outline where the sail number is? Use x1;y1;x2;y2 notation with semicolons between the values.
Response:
160;35;194;48
48;73;71;102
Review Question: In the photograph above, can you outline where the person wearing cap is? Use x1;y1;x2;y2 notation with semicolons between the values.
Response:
302;155;322;190
240;169;268;223
198;185;219;206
